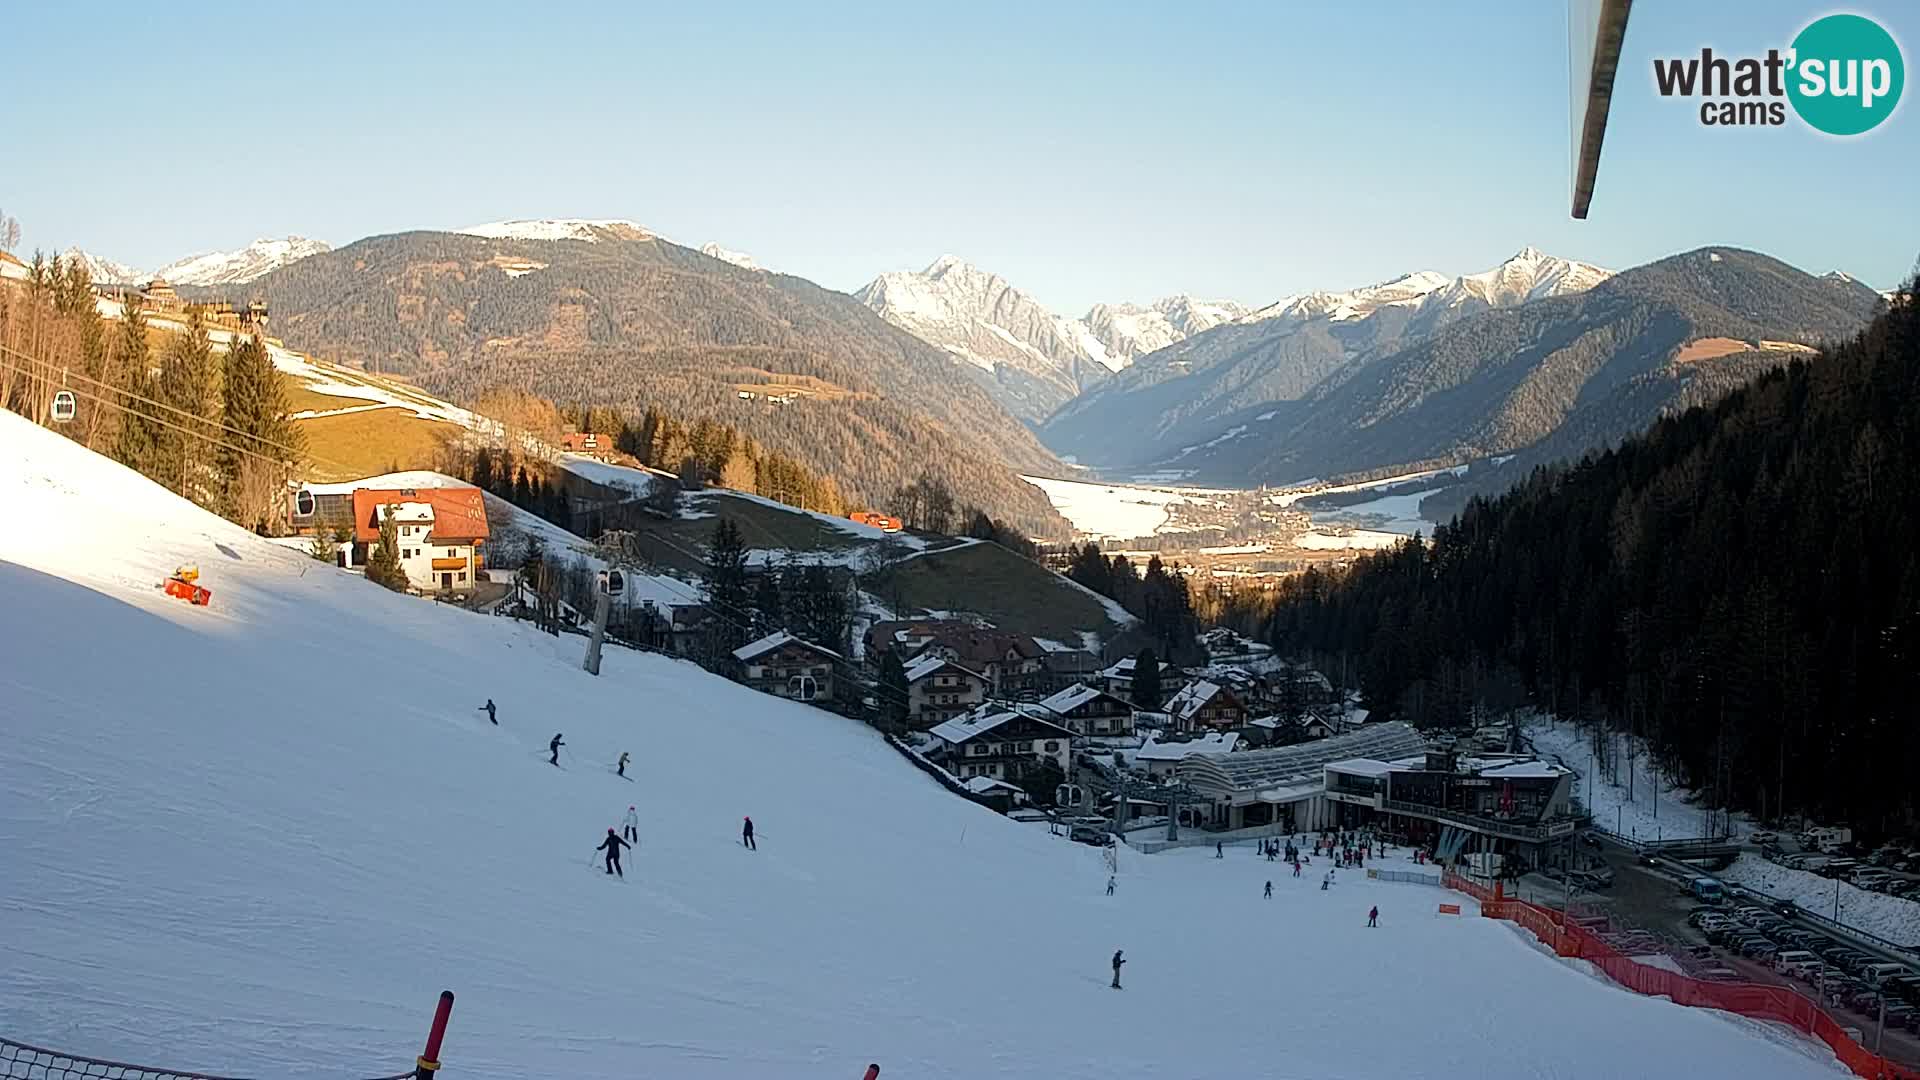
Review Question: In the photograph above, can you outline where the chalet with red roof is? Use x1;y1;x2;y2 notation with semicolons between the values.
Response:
351;487;490;593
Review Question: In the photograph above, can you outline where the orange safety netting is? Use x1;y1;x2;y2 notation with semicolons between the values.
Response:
1444;872;1918;1080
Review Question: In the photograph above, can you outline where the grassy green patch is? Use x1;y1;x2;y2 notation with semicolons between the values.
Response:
298;407;460;482
872;541;1117;642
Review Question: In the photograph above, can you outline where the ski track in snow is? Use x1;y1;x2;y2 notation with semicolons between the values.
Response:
0;410;1847;1080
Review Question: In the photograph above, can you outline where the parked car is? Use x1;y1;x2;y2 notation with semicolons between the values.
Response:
1774;950;1821;976
1699;966;1743;982
1818;859;1861;878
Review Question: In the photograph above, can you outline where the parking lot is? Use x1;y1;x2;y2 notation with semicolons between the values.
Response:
1507;836;1920;1068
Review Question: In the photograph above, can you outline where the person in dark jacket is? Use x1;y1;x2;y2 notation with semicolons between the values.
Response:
597;828;630;876
742;816;756;850
1110;949;1125;989
1368;905;1379;927
617;751;631;778
549;733;565;766
1264;880;1273;898
482;699;496;724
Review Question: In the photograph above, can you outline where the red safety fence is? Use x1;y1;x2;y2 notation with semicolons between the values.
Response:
3;990;453;1080
1443;874;1917;1080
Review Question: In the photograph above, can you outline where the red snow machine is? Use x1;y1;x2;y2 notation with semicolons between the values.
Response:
162;564;212;607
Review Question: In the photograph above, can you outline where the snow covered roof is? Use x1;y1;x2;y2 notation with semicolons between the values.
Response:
1325;758;1396;778
928;708;1070;746
904;654;981;684
1038;683;1121;714
962;776;1024;796
1165;680;1227;721
1136;732;1239;762
1101;656;1172;678
731;631;843;663
1478;760;1570;781
1179;722;1427;796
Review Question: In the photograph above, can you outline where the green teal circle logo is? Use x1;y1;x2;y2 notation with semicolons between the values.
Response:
1787;14;1904;135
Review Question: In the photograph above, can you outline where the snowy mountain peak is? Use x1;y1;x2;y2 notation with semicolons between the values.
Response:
1242;270;1451;325
156;236;330;286
60;248;146;286
1438;248;1611;309
1079;295;1248;367
456;219;653;243
699;243;763;272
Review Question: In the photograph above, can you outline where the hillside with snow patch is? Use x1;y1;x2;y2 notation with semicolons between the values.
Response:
0;413;1866;1078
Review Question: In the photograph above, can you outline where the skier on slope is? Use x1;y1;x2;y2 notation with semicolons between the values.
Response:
742;815;756;851
482;699;496;724
1264;880;1273;899
1215;841;1223;859
597;828;631;877
549;733;565;766
1106;875;1116;896
1110;949;1125;989
1368;905;1379;928
623;805;639;843
617;751;631;778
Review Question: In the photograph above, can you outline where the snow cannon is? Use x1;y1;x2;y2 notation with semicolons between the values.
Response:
163;567;212;607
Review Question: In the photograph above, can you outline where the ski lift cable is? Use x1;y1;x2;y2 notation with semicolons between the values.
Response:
0;345;353;473
0;371;335;479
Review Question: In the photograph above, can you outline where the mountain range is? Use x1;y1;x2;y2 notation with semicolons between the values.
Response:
855;256;1243;423
208;222;1070;536
63;236;331;287
57;218;1890;538
1040;248;1614;469
1166;248;1885;486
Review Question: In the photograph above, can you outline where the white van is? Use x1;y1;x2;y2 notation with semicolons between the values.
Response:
1773;950;1820;977
1863;962;1908;984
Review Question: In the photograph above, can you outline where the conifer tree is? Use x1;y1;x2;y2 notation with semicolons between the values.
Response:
152;308;219;505
218;334;305;531
878;648;911;733
365;506;408;591
1130;647;1163;711
751;565;783;636
109;297;156;470
701;518;751;662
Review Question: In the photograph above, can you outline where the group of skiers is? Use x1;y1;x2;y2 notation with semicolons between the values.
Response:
595;807;645;876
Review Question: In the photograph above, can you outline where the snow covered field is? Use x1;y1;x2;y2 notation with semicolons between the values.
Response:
0;413;1846;1079
1311;488;1445;535
1019;474;1231;541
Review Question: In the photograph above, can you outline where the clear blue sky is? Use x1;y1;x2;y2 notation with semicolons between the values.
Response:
3;1;1913;311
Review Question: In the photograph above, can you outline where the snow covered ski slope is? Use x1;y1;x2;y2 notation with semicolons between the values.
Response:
0;411;1843;1079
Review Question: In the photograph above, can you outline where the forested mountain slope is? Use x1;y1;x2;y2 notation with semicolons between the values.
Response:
1253;279;1919;834
1178;248;1885;485
221;229;1068;536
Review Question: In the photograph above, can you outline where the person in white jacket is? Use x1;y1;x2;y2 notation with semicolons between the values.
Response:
622;805;639;843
